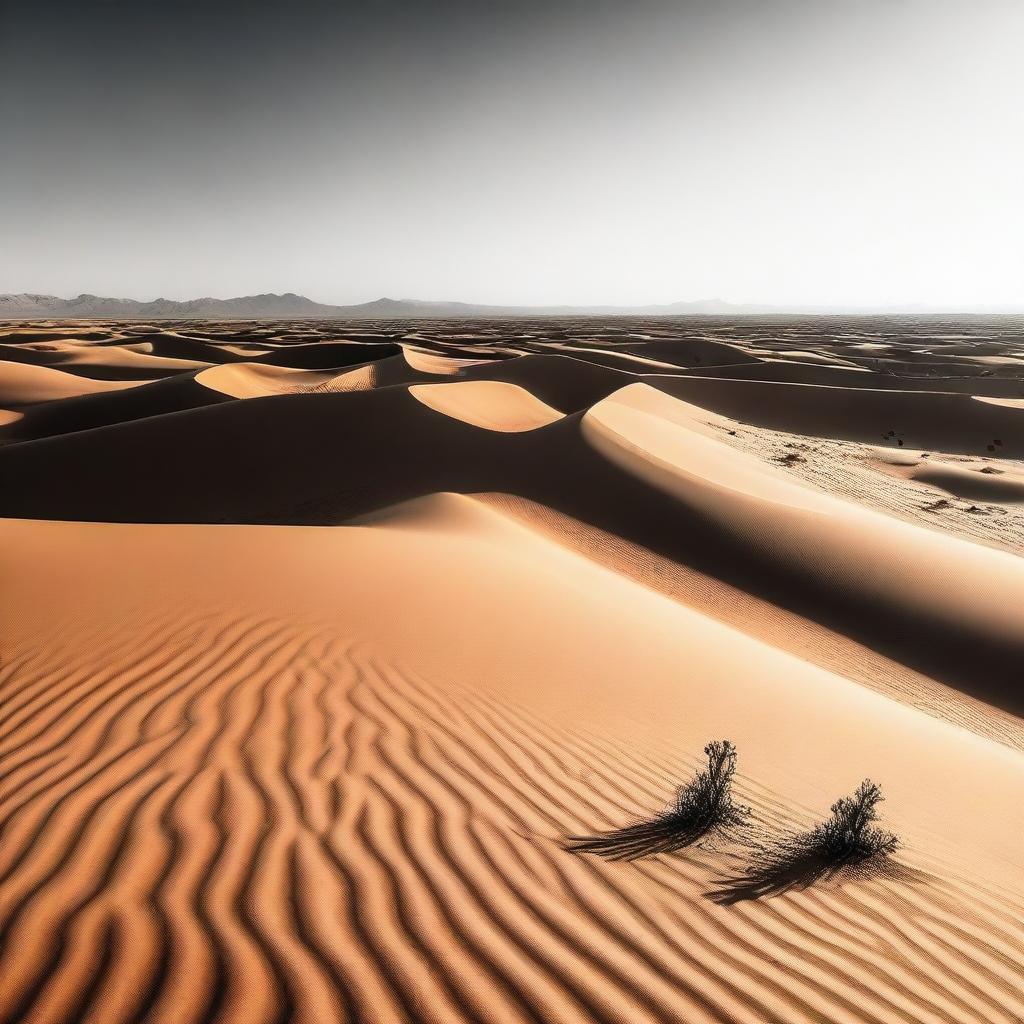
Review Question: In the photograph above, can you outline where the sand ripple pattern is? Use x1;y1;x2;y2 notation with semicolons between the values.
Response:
2;615;1023;1024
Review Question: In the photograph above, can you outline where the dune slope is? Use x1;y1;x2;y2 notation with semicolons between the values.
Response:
2;507;1024;1024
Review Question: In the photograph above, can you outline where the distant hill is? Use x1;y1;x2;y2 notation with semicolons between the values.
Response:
3;291;1020;320
0;292;770;320
0;292;347;319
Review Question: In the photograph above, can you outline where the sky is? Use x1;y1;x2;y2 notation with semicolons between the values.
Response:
2;0;1023;308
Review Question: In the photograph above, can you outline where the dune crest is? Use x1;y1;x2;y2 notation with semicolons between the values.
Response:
583;383;1024;648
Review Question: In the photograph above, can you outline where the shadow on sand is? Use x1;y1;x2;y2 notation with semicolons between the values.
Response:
706;844;922;904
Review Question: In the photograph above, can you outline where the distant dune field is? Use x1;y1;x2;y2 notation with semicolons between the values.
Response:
2;315;1023;1024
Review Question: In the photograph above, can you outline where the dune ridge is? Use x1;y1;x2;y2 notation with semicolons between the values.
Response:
583;385;1024;646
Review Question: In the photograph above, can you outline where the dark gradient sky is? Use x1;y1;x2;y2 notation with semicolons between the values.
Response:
2;0;1022;305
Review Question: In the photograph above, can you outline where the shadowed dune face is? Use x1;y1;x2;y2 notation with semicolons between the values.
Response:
2;316;1024;1024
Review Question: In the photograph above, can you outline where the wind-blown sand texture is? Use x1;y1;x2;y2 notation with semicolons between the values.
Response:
2;315;1023;1024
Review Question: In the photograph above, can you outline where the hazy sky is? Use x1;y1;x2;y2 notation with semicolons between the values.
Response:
2;0;1023;307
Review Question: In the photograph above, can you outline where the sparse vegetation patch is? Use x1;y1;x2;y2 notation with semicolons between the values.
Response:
567;740;751;861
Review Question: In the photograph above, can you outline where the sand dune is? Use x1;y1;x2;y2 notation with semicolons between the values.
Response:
683;359;1024;397
2;316;1024;1024
870;453;1024;504
253;341;401;369
2;508;1023;1024
616;337;762;368
583;384;1024;669
651;376;1024;456
197;362;360;398
410;381;563;431
121;331;251;362
909;463;1024;502
0;360;150;406
464;353;630;412
6;344;211;380
402;346;496;375
0;373;230;443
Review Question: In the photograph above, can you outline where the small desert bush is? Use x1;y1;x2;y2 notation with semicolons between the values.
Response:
709;779;898;903
567;740;751;861
803;779;898;865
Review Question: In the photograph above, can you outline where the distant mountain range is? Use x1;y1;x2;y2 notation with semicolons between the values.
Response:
2;292;1022;320
0;292;801;320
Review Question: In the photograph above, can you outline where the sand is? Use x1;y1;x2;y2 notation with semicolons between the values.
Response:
0;360;151;406
410;381;563;431
1;315;1023;1024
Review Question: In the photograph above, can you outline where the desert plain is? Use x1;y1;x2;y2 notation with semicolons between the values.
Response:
1;315;1023;1024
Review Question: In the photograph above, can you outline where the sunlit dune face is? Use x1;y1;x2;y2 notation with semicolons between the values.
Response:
196;362;345;398
401;346;496;375
409;380;563;432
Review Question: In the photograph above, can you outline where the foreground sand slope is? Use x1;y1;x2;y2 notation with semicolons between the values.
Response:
2;506;1023;1024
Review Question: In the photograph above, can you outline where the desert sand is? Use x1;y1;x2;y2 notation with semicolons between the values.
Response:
1;315;1023;1024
